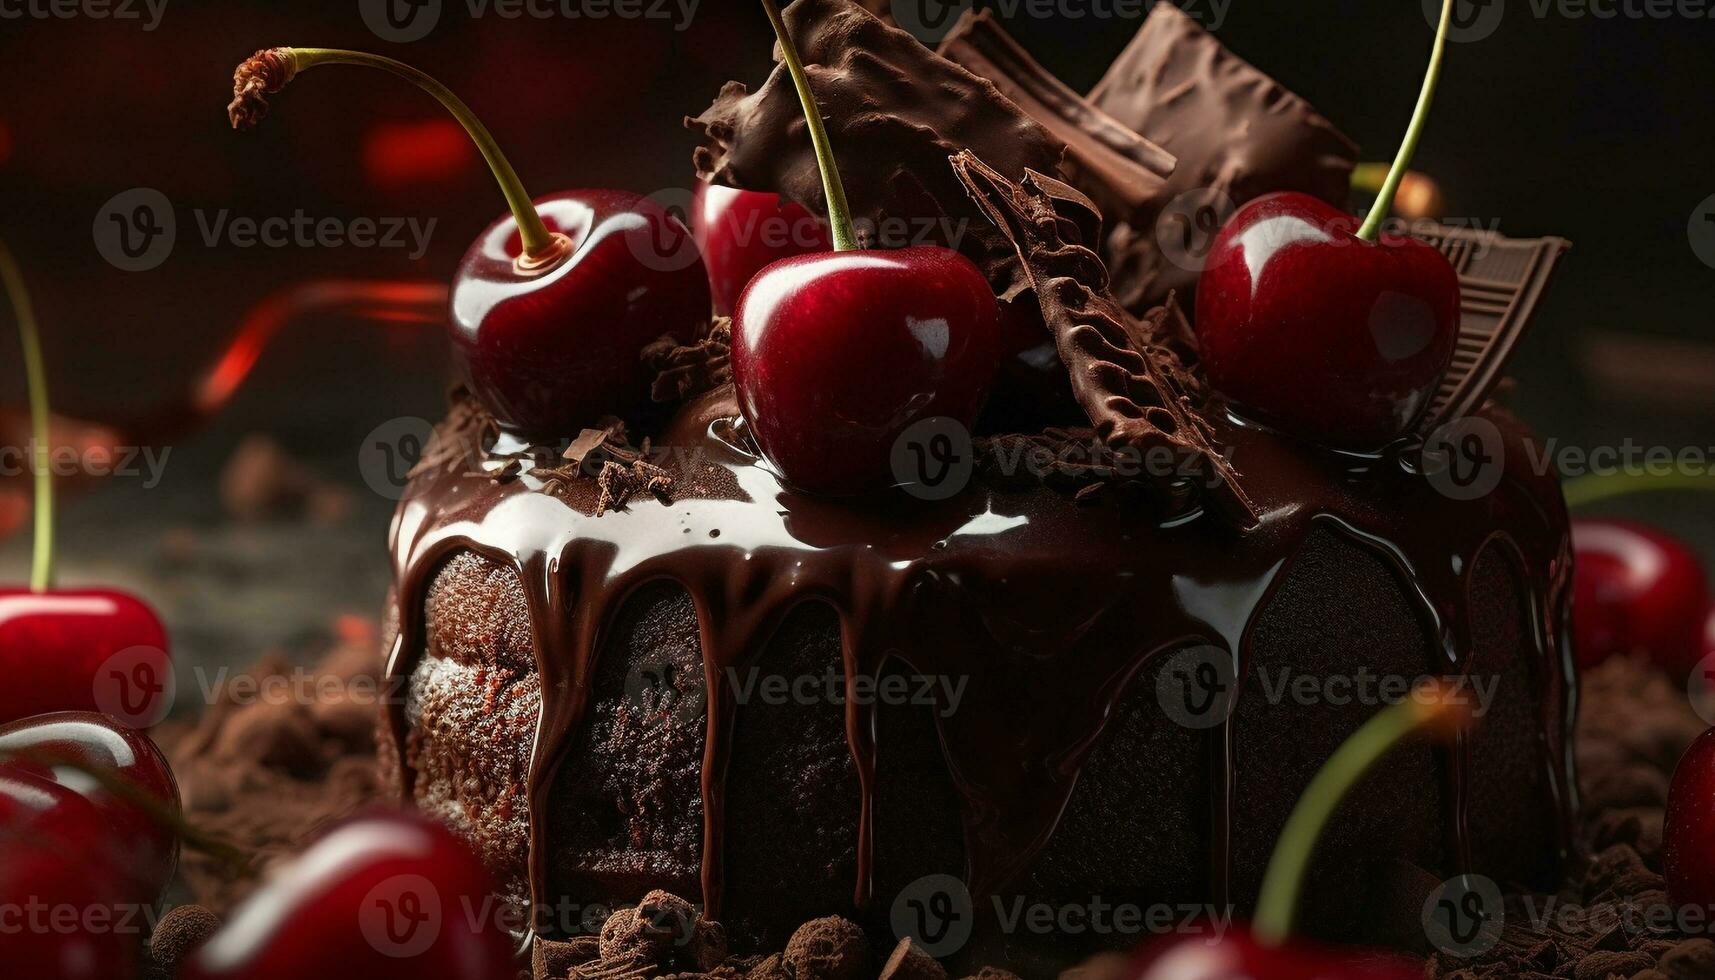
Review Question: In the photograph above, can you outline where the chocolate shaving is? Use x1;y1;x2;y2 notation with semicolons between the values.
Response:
1407;223;1570;432
595;460;674;517
229;48;296;129
944;5;1355;315
951;150;1257;529
686;0;1066;302
407;385;496;481
646;317;733;404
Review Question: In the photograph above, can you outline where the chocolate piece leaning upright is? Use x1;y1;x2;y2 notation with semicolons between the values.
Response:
1084;4;1359;314
1407;224;1570;432
687;0;1066;302
950;150;1258;528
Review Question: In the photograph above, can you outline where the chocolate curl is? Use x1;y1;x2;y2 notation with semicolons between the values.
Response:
950;150;1258;529
229;48;297;129
686;0;1065;302
1408;224;1570;431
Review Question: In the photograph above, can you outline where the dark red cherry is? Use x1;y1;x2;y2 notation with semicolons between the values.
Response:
450;189;711;439
1571;518;1709;674
1195;192;1460;449
183;812;514;980
0;711;181;899
731;245;1000;494
1130;929;1422;980
692;182;830;316
0;589;172;728
1666;727;1715;908
0;766;141;979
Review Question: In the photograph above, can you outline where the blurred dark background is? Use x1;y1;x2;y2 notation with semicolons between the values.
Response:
0;0;1710;676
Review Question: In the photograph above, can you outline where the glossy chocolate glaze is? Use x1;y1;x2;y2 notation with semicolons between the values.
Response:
382;387;1576;929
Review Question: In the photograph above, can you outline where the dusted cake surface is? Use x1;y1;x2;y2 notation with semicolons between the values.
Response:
380;388;1574;962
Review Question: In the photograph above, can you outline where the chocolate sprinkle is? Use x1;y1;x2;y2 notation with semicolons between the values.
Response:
646;317;733;404
950;150;1258;528
686;0;1066;302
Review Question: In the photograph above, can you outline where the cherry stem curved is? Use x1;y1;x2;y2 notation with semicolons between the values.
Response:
287;48;556;258
1251;681;1467;945
1357;0;1453;242
0;240;54;592
760;0;858;252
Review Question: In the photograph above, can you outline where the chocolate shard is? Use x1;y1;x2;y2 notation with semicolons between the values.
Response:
935;11;1175;219
686;0;1066;302
1409;224;1571;431
1080;4;1358;314
950;150;1259;530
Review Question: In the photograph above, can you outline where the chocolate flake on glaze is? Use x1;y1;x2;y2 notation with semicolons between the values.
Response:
685;0;1067;302
1408;226;1571;433
950;150;1259;529
383;376;1576;943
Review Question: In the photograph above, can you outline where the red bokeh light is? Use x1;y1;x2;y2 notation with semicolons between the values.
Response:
362;119;473;189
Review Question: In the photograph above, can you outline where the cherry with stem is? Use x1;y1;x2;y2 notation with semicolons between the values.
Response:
730;1;999;495
1195;0;1461;450
0;240;172;728
230;48;710;439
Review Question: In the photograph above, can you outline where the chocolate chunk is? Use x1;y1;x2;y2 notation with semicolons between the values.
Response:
537;937;602;978
148;904;221;971
781;916;869;980
1080;4;1358;314
936;11;1174;222
687;0;1065;302
1661;939;1715;979
647;318;733;404
1407;224;1571;432
950;151;1258;529
877;937;946;980
599;891;727;973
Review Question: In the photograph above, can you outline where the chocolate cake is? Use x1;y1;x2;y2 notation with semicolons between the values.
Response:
375;1;1576;970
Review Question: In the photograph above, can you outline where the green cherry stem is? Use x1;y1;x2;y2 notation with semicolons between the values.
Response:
0;240;55;593
1563;471;1715;509
760;0;858;252
1251;680;1470;945
230;47;568;268
1356;0;1454;242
